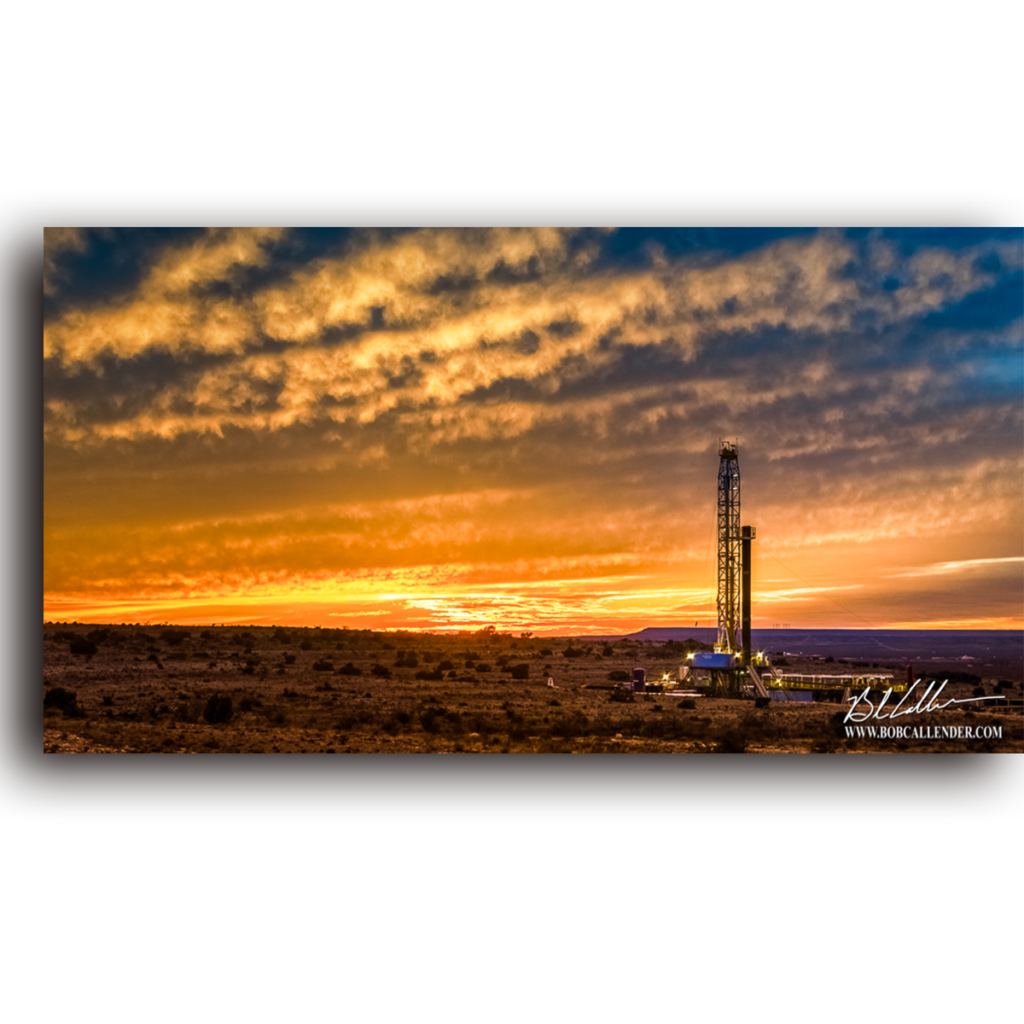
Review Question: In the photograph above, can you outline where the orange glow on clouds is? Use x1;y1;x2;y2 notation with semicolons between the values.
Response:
43;228;1024;632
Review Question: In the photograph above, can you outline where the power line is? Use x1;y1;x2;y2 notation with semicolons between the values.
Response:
761;547;879;629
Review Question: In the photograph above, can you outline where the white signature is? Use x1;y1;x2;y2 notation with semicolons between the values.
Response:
844;679;1006;723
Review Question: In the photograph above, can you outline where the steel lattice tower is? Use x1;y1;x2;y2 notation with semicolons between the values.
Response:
716;441;741;653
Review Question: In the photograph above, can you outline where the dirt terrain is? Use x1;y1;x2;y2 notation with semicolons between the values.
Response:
41;625;1024;754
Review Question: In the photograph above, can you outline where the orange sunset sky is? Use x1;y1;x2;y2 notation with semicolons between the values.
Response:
43;227;1024;633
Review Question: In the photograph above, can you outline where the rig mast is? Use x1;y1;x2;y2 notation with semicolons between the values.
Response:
716;441;741;654
691;441;762;697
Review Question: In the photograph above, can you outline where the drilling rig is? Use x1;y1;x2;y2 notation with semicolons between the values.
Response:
692;441;764;697
684;441;899;703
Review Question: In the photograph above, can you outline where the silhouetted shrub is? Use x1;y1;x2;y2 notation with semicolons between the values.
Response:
475;663;492;673
69;638;98;657
820;710;848;737
395;654;419;668
607;670;630;682
678;698;697;710
924;670;979;685
312;660;334;672
336;662;362;676
550;712;588;739
415;669;444;681
85;628;110;644
299;640;313;651
371;664;392;678
562;646;585;658
608;688;634;703
273;626;292;644
714;729;747;753
203;694;233;724
283;654;296;664
510;663;529;680
44;687;83;717
160;628;191;646
174;701;203;723
438;660;454;672
973;686;986;697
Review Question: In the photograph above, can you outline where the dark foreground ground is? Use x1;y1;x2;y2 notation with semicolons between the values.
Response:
42;625;1024;754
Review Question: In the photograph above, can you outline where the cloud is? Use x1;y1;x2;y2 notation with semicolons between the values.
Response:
43;227;285;363
43;227;88;295
886;556;1024;578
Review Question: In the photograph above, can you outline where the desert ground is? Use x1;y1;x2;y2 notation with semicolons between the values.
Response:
42;625;1023;754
